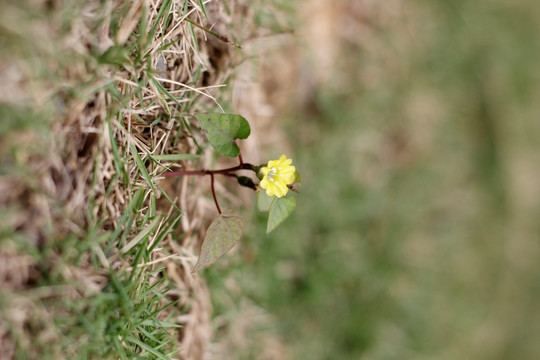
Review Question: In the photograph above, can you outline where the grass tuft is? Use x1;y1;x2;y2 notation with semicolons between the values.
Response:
0;0;248;358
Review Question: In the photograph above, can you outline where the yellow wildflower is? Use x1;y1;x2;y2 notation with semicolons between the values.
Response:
259;155;296;198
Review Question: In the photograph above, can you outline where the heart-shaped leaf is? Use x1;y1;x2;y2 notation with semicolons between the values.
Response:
267;197;296;234
195;113;251;157
192;210;244;272
257;192;275;212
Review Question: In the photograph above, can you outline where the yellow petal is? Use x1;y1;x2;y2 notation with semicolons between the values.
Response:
281;173;295;184
281;159;292;166
274;178;288;198
279;165;295;175
261;155;296;195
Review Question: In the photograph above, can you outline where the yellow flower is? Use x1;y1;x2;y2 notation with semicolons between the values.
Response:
259;155;296;198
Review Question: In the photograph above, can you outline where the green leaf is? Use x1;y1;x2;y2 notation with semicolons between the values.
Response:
195;113;251;157
294;170;302;183
267;197;296;234
192;210;244;272
257;192;274;212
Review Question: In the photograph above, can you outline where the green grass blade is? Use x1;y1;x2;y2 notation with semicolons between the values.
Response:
148;212;182;253
197;0;208;19
126;335;169;360
129;144;156;193
121;216;162;254
146;0;173;46
150;153;200;161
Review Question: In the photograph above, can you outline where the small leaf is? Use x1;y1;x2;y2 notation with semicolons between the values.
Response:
257;192;274;212
294;170;301;184
195;113;251;157
192;211;244;272
267;197;296;234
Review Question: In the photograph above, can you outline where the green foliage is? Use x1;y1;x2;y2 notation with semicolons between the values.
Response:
257;192;274;212
294;170;301;184
267;196;296;234
192;210;244;272
179;114;299;270
195;113;251;157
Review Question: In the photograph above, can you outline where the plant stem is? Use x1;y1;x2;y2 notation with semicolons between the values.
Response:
162;162;255;177
161;162;257;214
238;152;244;166
210;173;221;214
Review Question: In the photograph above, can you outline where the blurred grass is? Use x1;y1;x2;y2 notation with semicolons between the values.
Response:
213;0;540;359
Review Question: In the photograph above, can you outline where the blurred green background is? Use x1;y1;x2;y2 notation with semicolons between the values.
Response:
212;0;540;359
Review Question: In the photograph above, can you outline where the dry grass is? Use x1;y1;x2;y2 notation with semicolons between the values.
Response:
0;0;265;358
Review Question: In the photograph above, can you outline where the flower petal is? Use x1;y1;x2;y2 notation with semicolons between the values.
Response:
273;178;289;198
260;155;297;197
279;165;295;175
281;159;292;166
281;173;295;184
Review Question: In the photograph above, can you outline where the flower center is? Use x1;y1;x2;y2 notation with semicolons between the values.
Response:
267;167;277;182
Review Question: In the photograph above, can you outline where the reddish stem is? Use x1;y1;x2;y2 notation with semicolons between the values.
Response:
161;161;256;214
210;173;221;214
287;185;299;193
238;152;244;166
162;162;254;177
